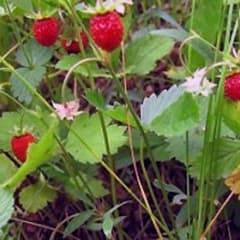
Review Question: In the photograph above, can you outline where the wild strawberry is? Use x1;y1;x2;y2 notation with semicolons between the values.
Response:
33;17;60;47
224;72;240;101
11;133;36;163
61;31;89;53
90;11;124;52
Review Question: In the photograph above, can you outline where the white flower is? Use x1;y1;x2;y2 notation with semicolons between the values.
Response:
181;68;216;97
103;0;133;14
52;100;82;120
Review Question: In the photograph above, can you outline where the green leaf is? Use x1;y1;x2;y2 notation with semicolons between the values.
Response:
140;85;185;124
215;138;240;178
0;188;14;229
10;0;33;12
3;127;58;189
141;85;200;137
223;99;240;134
187;0;223;70
154;180;184;194
15;39;53;67
63;210;94;238
66;113;127;164
166;128;204;164
0;154;17;184
103;105;136;127
102;214;114;239
55;55;109;78
85;89;106;110
0;111;56;151
150;93;200;137
125;34;174;75
19;181;57;213
10;66;46;104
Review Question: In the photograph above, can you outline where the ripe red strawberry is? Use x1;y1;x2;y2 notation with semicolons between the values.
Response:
90;11;124;52
61;31;89;53
11;133;36;163
224;72;240;101
33;17;60;47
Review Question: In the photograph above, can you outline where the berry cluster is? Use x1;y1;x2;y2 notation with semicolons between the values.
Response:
33;11;124;53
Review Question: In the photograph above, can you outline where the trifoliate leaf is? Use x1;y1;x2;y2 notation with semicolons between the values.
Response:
66;113;127;163
15;39;53;67
10;66;46;104
19;182;57;213
3;126;58;189
126;34;174;75
0;188;14;229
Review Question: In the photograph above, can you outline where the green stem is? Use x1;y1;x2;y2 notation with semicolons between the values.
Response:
108;67;176;229
140;138;174;239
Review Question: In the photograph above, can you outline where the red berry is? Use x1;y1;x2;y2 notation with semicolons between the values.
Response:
11;133;36;163
224;72;240;101
61;31;89;53
90;11;124;52
33;17;60;47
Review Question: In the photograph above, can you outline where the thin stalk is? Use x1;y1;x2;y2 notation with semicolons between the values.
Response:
108;67;176;228
185;132;191;235
127;117;163;239
121;43;171;235
196;3;230;238
61;57;99;101
139;138;174;239
207;2;234;234
200;192;234;239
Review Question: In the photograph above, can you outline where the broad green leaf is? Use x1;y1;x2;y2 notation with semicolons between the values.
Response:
19;181;57;213
55;55;109;77
187;0;223;70
140;85;184;124
3;127;58;189
10;0;33;12
166;128;204;164
0;188;14;229
223;99;240;134
103;105;136;127
150;93;200;137
215;138;240;178
63;210;94;238
85;89;106;110
15;39;53;67
0;154;17;184
66;113;127;163
0;111;56;151
10;66;46;103
125;34;174;75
